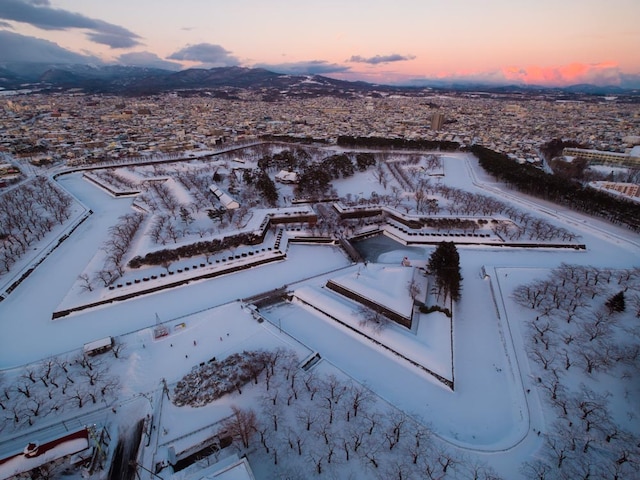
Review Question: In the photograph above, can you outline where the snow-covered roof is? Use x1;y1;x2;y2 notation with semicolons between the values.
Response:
0;429;90;479
181;454;256;480
83;336;113;354
275;170;298;183
209;184;240;210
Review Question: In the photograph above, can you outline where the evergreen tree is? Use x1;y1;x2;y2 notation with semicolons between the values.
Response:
427;242;462;304
321;154;354;178
296;164;332;197
605;290;625;313
355;152;376;171
255;170;278;206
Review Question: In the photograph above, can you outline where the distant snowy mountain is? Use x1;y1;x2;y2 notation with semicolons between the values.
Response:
0;63;638;98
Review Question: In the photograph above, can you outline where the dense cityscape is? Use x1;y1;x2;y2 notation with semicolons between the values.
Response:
1;88;639;169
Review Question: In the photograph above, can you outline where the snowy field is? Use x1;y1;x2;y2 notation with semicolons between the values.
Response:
0;149;638;479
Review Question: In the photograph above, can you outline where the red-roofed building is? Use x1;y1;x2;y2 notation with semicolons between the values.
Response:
0;428;90;480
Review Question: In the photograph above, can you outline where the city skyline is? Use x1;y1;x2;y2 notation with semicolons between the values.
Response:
0;0;639;87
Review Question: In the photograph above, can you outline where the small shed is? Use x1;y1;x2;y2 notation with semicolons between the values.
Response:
209;184;240;210
83;337;113;356
275;170;298;184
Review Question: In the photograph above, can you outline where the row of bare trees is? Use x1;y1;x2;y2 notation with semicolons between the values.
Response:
377;154;442;193
207;348;500;479
90;170;137;193
514;264;640;479
0;176;73;274
90;212;144;288
0;347;123;433
175;169;218;212
435;185;578;242
337;156;578;243
140;180;180;216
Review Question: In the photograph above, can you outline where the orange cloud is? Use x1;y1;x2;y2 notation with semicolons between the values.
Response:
325;61;634;88
501;62;621;86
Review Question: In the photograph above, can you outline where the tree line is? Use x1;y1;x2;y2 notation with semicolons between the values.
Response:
128;231;262;269
0;176;73;275
337;136;460;152
471;145;640;231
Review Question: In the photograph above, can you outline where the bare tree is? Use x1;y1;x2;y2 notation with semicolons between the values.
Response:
15;382;31;399
407;277;422;302
286;427;306;456
70;387;87;409
111;341;125;359
527;344;557;371
383;411;406;451
356;305;389;334
302;370;320;401
296;406;319;432
461;455;502;480
529;318;555;351
346;383;373;421
77;273;94;292
520;460;554;480
362;410;380;436
307;448;327;475
80;362;107;386
261;391;283;432
374;164;388;189
223;406;257;449
538;370;566;402
435;445;459;477
581;311;614;343
378;458;414;480
24;391;47;424
94;268;117;287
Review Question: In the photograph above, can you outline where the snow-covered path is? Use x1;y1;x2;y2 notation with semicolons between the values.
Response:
0;173;351;368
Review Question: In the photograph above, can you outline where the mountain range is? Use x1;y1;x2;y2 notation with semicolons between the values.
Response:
1;63;638;99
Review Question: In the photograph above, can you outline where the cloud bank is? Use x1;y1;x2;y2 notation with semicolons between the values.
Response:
0;30;99;63
0;0;140;48
348;54;416;65
403;62;637;88
168;43;239;67
500;62;623;87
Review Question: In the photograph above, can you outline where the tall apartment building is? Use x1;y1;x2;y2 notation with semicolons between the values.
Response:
430;112;444;131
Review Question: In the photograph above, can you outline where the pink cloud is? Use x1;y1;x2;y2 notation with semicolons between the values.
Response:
500;62;622;86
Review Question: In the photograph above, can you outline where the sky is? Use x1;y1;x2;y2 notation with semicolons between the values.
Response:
0;0;639;87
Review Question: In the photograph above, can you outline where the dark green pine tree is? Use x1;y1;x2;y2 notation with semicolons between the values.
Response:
255;170;278;206
428;242;462;304
605;290;625;313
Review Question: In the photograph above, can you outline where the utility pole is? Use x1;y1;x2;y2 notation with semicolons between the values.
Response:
130;460;164;480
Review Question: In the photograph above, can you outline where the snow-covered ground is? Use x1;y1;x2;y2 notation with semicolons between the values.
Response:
0;150;638;479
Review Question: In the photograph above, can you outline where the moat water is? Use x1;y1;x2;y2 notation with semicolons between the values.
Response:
351;234;431;263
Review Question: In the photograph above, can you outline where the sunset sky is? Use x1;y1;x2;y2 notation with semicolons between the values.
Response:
1;0;639;87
